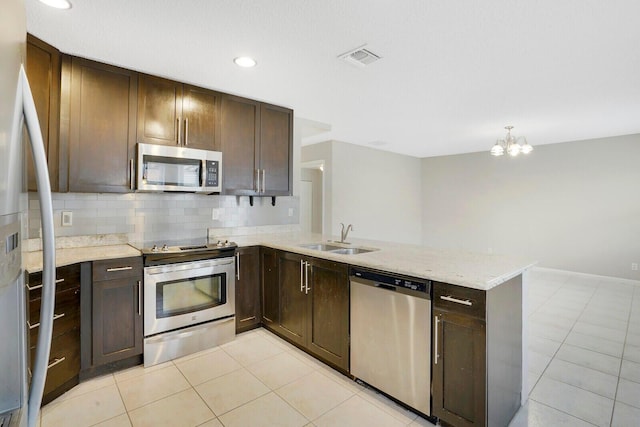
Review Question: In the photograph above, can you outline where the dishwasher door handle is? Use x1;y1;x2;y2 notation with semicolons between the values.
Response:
375;283;397;292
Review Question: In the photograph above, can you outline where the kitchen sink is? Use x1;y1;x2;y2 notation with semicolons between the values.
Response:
329;247;377;255
298;243;344;251
298;242;378;255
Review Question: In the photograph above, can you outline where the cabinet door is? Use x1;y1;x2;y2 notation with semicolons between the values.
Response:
25;34;60;191
220;95;260;195
307;258;349;371
235;247;261;333
137;74;183;146
432;308;486;427
92;277;143;365
261;248;279;328
182;85;220;151
67;57;137;193
277;251;307;346
259;103;292;196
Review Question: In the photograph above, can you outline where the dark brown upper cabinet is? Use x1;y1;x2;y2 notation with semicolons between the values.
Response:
259;103;293;196
220;95;292;196
137;74;221;151
60;56;138;193
25;34;61;192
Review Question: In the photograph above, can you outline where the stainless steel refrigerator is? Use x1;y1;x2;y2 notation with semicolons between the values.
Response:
1;0;57;426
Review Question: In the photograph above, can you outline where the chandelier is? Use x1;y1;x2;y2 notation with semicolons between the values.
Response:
490;126;533;157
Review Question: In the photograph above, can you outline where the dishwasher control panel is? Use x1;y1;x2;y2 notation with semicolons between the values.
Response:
351;268;431;294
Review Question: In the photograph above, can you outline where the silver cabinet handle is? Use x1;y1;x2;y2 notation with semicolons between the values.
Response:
106;266;133;272
184;118;189;146
300;259;304;292
129;158;134;190
304;262;310;294
26;278;64;291
262;169;266;193
240;316;256;323
434;314;440;365
235;252;240;281
176;117;182;145
47;357;65;370
137;280;142;316
28;313;65;330
255;169;260;193
440;295;473;306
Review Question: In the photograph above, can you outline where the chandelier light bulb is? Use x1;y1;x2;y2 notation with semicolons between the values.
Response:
490;141;505;156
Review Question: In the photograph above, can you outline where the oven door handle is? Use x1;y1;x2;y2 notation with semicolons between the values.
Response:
144;257;235;275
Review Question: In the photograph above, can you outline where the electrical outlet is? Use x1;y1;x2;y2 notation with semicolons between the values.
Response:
212;208;222;220
288;208;294;217
633;263;638;271
61;211;73;227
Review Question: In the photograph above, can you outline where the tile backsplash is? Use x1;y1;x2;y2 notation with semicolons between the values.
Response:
28;192;299;243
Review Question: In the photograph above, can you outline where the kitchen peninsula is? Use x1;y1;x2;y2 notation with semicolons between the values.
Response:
23;231;534;427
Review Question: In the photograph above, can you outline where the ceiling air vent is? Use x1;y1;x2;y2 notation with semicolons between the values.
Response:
339;45;381;67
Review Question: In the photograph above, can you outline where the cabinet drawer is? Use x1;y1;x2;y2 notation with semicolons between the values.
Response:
433;282;486;319
27;263;80;301
93;256;142;281
30;327;80;397
29;286;80;343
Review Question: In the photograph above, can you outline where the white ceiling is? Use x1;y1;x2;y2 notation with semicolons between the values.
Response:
26;0;640;158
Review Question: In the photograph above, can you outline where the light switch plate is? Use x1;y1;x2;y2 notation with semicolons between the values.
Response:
61;211;73;227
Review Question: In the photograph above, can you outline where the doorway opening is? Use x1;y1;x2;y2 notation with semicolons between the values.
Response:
300;161;324;234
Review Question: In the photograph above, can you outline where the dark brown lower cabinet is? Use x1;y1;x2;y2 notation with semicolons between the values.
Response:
83;257;143;375
26;263;81;405
271;251;349;371
261;247;279;327
432;308;486;427
235;247;261;333
432;277;522;427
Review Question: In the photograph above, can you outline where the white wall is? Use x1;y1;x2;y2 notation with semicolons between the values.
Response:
421;133;640;280
302;141;423;244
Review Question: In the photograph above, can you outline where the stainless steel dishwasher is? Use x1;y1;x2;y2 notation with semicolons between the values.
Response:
350;267;431;416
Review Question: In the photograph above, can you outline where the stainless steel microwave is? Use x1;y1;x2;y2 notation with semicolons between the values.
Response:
136;143;222;193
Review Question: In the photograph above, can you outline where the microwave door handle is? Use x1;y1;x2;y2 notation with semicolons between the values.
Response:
201;160;206;187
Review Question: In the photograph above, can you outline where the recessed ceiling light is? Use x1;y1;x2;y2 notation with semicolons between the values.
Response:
233;57;257;68
38;0;72;9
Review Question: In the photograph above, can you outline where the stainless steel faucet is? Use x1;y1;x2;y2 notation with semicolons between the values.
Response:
340;223;353;243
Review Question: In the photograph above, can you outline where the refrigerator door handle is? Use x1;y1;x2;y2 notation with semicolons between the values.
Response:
21;66;57;427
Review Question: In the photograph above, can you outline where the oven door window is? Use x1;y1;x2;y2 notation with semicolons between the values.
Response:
156;272;226;318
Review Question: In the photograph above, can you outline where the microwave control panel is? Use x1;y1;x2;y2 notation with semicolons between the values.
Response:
205;160;219;187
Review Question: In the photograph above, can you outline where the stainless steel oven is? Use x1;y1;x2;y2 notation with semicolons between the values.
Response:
139;239;236;366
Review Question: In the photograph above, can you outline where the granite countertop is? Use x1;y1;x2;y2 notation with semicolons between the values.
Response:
23;232;535;290
23;244;141;273
220;232;536;291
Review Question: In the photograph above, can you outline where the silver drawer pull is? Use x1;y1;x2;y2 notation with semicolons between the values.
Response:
106;266;133;272
26;278;64;291
28;313;65;329
47;357;66;369
434;314;440;365
440;295;473;306
240;316;257;323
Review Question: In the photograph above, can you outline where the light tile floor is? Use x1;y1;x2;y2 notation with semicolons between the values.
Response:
38;268;640;427
509;268;640;427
